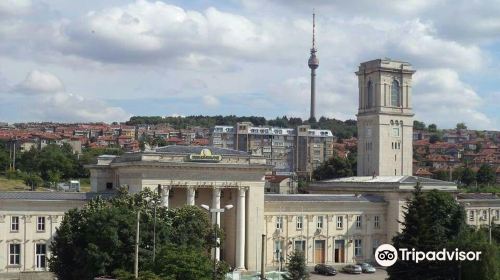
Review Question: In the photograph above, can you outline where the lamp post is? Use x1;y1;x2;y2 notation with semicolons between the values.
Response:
201;204;234;280
488;207;492;244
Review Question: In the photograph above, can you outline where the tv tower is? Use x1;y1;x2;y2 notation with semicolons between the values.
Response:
308;12;319;121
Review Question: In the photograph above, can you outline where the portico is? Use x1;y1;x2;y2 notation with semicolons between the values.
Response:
86;146;271;271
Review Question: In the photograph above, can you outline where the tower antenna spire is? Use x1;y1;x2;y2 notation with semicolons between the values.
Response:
312;11;316;50
308;10;319;121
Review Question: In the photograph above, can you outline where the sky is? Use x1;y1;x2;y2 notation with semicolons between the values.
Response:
0;0;499;130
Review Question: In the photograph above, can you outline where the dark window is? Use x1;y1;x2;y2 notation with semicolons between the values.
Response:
106;182;113;190
391;80;400;107
9;244;20;265
367;80;374;108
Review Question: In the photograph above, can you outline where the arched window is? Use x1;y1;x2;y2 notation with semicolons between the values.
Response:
367;80;373;108
391;80;400;107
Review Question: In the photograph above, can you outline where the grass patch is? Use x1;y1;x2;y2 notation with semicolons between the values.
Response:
0;176;30;191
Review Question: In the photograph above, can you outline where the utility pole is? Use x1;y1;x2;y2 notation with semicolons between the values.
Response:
153;205;157;262
213;222;218;280
134;210;140;279
12;139;16;171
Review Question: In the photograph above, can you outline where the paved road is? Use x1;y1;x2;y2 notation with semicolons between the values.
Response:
310;269;387;280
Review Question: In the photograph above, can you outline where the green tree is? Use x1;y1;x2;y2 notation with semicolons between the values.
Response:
388;184;467;279
433;169;450;181
36;144;79;181
23;173;43;190
428;124;437;132
460;167;477;187
0;141;10;172
456;122;467;130
150;245;213;280
476;164;495;186
313;152;356;180
284;250;309;280
429;134;440;144
49;189;220;280
451;227;500;280
413;120;426;130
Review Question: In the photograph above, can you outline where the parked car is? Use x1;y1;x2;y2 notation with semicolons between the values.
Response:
314;264;337;276
342;264;362;274
357;263;376;273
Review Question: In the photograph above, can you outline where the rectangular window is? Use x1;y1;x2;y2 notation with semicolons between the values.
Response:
274;240;283;261
9;244;20;265
336;216;343;229
11;216;19;232
374;215;380;229
356;215;362;228
354;239;362;257
276;216;283;230
469;210;475;222
35;244;47;269
37;216;45;232
294;240;306;253
482;210;487;220
296;216;303;230
317;216;324;229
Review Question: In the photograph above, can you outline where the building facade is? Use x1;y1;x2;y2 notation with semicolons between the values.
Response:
210;123;334;175
0;193;111;275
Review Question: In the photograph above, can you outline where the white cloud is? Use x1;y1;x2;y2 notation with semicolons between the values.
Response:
0;0;31;17
15;70;65;94
33;92;130;122
55;0;275;66
202;95;220;107
10;70;130;122
413;68;493;129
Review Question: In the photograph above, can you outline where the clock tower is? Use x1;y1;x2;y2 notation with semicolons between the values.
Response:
356;59;415;176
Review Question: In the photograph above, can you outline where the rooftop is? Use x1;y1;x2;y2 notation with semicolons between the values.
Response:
154;145;249;156
265;194;385;203
457;193;500;201
318;175;455;185
0;191;115;201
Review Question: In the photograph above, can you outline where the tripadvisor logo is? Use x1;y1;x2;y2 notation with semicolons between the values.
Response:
375;244;482;267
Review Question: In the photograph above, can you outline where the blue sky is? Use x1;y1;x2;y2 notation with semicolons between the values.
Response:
0;0;499;130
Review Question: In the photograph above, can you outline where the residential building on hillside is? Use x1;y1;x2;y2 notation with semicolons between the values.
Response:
210;123;334;175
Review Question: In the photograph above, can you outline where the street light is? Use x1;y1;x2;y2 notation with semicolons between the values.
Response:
200;204;233;280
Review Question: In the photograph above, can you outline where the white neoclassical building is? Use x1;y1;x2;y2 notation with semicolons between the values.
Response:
1;59;499;277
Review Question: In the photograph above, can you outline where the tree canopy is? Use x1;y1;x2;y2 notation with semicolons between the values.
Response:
284;250;309;280
49;188;228;280
388;184;499;280
476;164;495;186
312;152;356;180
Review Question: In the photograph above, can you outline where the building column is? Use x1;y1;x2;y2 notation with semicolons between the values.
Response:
235;187;246;270
212;188;222;260
187;187;195;206
161;186;170;208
